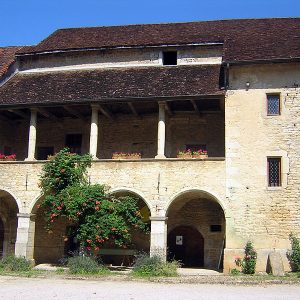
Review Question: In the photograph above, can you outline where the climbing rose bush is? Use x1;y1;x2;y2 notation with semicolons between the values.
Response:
39;148;149;252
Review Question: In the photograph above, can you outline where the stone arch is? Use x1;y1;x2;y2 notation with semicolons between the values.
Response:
166;188;226;270
109;187;152;213
106;187;151;265
166;188;226;216
0;187;22;212
0;189;19;257
29;193;44;214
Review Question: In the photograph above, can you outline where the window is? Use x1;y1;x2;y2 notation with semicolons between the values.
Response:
3;146;12;156
210;225;222;232
65;134;82;155
267;94;280;115
162;51;177;65
268;157;281;187
186;144;206;152
37;147;54;160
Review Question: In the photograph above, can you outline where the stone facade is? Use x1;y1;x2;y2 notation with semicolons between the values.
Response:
0;20;299;273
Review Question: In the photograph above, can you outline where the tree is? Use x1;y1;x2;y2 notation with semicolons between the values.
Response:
39;148;149;252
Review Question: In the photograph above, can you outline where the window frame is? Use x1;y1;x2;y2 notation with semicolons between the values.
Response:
266;94;281;116
267;157;282;187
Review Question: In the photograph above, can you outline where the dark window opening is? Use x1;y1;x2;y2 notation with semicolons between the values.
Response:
3;146;12;156
210;225;222;232
37;147;54;160
65;134;82;155
267;94;280;115
162;51;177;65
268;157;281;187
186;144;207;152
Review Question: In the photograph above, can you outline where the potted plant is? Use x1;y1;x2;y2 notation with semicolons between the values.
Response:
192;149;208;159
126;152;141;160
112;152;127;159
0;154;5;161
112;152;141;160
4;154;16;161
177;149;193;159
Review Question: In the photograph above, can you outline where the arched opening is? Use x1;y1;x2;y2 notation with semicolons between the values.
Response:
168;226;204;267
0;218;4;257
32;196;69;264
32;189;151;266
0;190;19;257
167;190;225;270
105;190;151;266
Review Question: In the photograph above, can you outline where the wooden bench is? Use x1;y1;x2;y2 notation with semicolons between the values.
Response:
98;249;136;266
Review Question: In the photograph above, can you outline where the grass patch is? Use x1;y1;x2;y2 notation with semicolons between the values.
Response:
131;255;179;277
67;255;110;275
0;256;32;272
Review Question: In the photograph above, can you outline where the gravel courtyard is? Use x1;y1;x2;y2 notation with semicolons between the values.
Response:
0;276;300;300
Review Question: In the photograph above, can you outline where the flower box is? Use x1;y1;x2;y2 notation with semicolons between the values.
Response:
192;153;208;159
112;152;141;160
0;154;16;161
177;153;193;159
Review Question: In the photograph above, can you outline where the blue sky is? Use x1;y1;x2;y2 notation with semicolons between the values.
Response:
1;0;299;47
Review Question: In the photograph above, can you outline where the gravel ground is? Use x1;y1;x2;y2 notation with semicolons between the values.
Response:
0;276;300;300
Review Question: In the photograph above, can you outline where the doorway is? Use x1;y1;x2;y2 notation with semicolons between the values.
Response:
168;226;204;267
0;218;4;257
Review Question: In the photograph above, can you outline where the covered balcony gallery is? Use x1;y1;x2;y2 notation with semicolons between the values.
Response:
0;65;225;161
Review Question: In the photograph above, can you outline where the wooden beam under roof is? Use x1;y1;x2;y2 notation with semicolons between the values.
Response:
98;105;113;120
164;101;173;116
127;102;139;116
63;106;85;121
7;109;28;119
190;99;200;114
37;108;63;128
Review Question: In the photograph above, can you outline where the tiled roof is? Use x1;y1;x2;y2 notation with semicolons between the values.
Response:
17;18;300;62
0;47;23;79
0;65;223;106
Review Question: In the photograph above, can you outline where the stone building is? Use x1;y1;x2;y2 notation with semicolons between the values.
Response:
0;18;299;272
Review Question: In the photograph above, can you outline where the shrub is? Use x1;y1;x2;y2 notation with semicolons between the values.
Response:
288;233;300;272
235;241;257;275
0;256;31;272
230;268;241;276
132;254;179;277
67;255;108;275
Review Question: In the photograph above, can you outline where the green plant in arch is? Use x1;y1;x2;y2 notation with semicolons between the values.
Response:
39;148;149;252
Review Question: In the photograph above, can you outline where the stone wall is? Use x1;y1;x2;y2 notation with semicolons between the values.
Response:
19;46;222;72
224;62;300;272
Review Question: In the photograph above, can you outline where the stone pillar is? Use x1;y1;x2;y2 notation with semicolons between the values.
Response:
89;105;99;159
26;108;37;161
155;102;166;159
150;216;168;260
15;213;36;261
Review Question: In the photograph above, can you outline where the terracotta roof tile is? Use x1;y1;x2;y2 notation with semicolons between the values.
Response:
0;46;23;79
17;18;300;62
0;65;223;107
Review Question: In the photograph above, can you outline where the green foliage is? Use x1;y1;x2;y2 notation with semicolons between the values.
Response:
39;148;149;252
288;233;300;272
132;254;179;277
235;241;257;275
40;148;92;196
230;268;241;276
0;256;32;272
67;255;109;275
